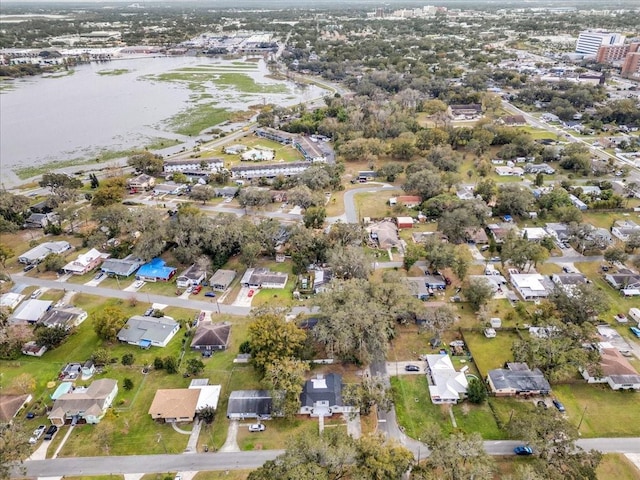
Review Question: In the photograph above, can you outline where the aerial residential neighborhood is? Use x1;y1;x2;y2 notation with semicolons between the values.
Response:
1;1;640;480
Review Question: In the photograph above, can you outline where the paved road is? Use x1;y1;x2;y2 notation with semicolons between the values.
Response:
341;183;399;223
15;437;640;477
9;274;250;316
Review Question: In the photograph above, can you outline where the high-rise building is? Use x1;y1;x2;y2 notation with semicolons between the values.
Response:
621;52;640;79
576;31;625;56
596;44;630;63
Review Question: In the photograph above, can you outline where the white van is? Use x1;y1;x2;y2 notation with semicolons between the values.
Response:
30;289;42;299
629;308;640;324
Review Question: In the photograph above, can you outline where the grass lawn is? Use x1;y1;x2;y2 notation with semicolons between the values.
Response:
553;384;640;438
463;330;519;378
353;189;403;220
236;416;319;451
390;376;502;439
488;396;538;432
597;453;640;480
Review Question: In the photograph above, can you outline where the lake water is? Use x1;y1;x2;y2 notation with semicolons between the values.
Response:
0;56;327;179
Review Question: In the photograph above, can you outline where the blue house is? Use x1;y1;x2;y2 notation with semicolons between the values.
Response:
136;258;177;282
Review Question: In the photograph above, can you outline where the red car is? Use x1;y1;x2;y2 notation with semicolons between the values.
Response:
192;285;202;295
248;289;255;297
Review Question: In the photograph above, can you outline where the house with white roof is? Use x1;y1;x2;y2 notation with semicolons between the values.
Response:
18;241;71;265
0;292;25;311
425;354;468;404
510;273;553;300
63;248;109;275
521;227;549;241
611;220;640;242
10;299;52;324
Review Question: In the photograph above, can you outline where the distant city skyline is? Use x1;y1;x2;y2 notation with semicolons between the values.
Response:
2;0;640;6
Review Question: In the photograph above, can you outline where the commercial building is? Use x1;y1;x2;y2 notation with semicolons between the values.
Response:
622;52;640;79
575;31;625;56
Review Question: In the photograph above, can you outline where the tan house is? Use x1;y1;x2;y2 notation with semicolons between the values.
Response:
148;389;200;423
0;393;32;423
48;379;118;426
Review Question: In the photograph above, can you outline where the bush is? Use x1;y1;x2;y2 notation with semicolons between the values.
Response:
123;378;134;391
153;357;164;370
121;353;135;366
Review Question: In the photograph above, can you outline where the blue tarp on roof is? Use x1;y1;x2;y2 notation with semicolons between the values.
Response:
137;258;176;281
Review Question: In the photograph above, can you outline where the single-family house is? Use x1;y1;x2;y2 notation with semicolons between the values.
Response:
605;273;640;290
227;390;274;420
153;183;186;196
577;185;602;196
425;354;468;404
101;255;143;277
63;248;109;275
448;104;482;120
127;174;156;192
209;269;237;291
18;241;71;265
500;114;527;126
551;273;587;295
39;306;88;329
10;299;52;324
0;393;32;423
545;223;570;243
231;162;310;180
569;194;588;211
487;363;551;397
240;268;288;289
406;277;430;300
299;373;351;417
23;212;57;229
487;223;520;244
176;264;207;289
48;379;118;426
611;220;640;242
464;227;489;244
136;258;177;282
396;195;422;208
521;227;549;241
188;379;222;412
148;388;200;423
0;292;25;311
524;163;555;175
22;341;47;357
495;166;524;176
117;316;180;348
424;274;447;290
190;322;231;351
581;346;640;391
357;171;377;182
510;273;553;300
213;186;239;198
369;221;401;249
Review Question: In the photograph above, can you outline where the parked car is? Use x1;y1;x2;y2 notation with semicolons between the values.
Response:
26;411;35;419
94;272;104;280
514;446;533;456
249;423;265;432
44;425;58;440
30;289;42;299
552;399;566;412
204;292;216;298
29;425;46;444
192;285;202;295
630;326;640;339
23;264;36;272
133;280;145;289
404;364;420;372
248;289;255;297
144;308;154;316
